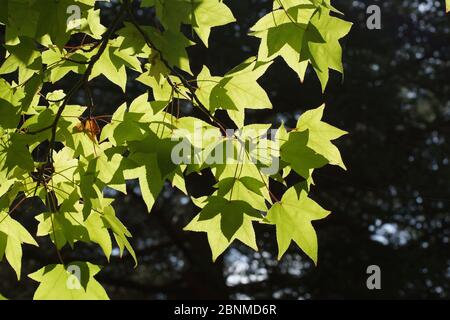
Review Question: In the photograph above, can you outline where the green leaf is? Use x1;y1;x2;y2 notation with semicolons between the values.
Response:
125;132;179;212
266;186;330;263
29;262;109;300
250;0;315;80
42;47;89;83
146;28;194;74
171;116;223;167
141;0;193;30
294;104;347;169
81;8;107;39
191;0;236;46
101;204;137;266
184;196;262;261
89;42;132;92
34;191;109;261
281;130;328;180
0;79;21;129
100;93;174;146
250;0;351;90
85;211;113;260
0;37;42;84
116;22;150;55
142;0;235;46
0;132;34;176
100;103;139;146
302;7;352;91
196;58;273;128
0;211;38;279
3;0;101;47
215;177;268;211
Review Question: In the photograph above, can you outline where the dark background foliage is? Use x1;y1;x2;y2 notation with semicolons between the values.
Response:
0;0;449;299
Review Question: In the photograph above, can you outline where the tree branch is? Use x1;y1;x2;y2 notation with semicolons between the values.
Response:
25;3;128;162
124;0;227;133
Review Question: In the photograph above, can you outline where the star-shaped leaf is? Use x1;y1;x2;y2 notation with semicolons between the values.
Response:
302;7;352;91
294;104;347;169
266;186;330;263
184;196;262;261
250;0;351;91
196;58;272;128
250;1;316;80
29;262;109;300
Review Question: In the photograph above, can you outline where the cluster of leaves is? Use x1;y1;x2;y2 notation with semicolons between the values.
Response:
0;0;351;299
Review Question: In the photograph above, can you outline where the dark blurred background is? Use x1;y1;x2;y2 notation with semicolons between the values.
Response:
0;0;449;299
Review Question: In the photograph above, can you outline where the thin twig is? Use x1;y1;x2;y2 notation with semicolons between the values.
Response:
25;3;127;160
124;0;228;134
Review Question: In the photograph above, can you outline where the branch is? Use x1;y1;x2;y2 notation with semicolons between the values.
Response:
25;3;128;160
62;57;90;65
124;0;227;133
